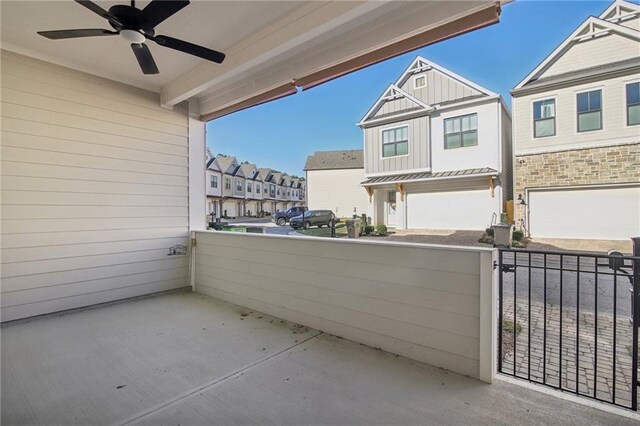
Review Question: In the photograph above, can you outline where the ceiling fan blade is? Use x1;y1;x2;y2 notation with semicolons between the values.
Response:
151;35;225;63
74;1;122;27
140;1;189;30
38;29;117;40
131;43;159;75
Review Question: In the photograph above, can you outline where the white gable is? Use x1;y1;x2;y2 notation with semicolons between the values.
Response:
358;84;432;125
515;5;640;89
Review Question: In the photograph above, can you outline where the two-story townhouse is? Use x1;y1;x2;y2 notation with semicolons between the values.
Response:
512;0;640;241
252;169;264;215
205;157;223;219
240;163;261;216
215;155;243;218
258;168;277;214
358;56;513;231
279;174;292;211
270;172;284;212
298;178;307;206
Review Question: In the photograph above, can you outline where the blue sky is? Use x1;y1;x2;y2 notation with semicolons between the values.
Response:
206;1;614;176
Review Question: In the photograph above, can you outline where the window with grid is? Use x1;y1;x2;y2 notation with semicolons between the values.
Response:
210;175;218;188
627;82;640;126
225;178;231;190
577;90;602;132
236;180;242;191
414;75;426;89
533;99;555;137
247;182;252;192
444;113;477;149
382;126;409;158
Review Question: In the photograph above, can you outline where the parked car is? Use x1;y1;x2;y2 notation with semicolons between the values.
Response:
272;206;307;226
290;210;335;230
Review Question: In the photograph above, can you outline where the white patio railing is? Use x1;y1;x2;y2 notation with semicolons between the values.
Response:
192;231;497;383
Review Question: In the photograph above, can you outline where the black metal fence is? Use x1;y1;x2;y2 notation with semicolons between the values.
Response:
497;243;639;411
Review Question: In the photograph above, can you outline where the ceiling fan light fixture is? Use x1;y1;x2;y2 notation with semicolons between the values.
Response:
120;29;145;44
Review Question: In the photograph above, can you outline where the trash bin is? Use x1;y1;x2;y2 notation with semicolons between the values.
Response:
345;219;361;239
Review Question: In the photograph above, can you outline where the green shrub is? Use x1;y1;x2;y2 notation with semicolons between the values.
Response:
364;225;375;235
502;319;522;335
485;227;494;237
512;229;524;241
376;224;388;236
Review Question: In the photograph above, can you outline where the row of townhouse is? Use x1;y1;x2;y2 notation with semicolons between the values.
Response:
206;153;306;219
306;0;639;241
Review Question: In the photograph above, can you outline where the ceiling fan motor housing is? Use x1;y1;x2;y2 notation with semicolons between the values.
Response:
108;5;155;36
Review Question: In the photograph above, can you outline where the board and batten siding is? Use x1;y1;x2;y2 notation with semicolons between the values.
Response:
1;50;190;322
500;104;514;201
397;68;481;105
194;231;496;381
364;116;429;175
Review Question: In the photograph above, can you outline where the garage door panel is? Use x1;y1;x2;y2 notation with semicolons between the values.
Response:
529;186;640;240
407;189;498;230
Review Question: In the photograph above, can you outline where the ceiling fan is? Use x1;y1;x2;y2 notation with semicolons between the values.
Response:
37;0;225;75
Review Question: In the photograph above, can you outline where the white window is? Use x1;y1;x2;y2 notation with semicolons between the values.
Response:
382;126;409;158
444;113;478;149
627;82;640;126
224;178;231;190
414;75;426;89
577;89;602;132
533;99;555;138
247;182;252;192
236;179;242;191
210;175;218;188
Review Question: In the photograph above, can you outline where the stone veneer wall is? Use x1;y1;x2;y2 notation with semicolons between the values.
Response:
514;142;640;227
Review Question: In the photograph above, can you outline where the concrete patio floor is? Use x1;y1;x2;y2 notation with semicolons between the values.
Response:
1;290;636;425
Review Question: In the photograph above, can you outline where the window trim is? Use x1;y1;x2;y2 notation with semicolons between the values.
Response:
380;124;410;159
235;179;243;192
224;178;231;190
414;74;426;89
576;88;603;133
626;81;640;127
443;113;478;150
532;97;556;138
210;175;218;188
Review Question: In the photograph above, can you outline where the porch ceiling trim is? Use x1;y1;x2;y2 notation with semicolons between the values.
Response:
201;82;297;121
362;167;498;187
295;3;501;91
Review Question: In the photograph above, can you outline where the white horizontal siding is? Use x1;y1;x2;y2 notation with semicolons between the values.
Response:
1;50;190;322
194;231;493;379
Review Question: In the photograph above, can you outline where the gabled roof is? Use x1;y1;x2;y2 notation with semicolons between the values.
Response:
304;149;364;170
514;3;640;90
396;56;497;97
206;158;221;172
257;168;273;182
600;0;640;23
215;155;238;174
240;163;258;179
358;84;433;126
232;165;245;178
358;55;497;126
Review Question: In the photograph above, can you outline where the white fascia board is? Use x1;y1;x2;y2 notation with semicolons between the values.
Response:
160;1;388;107
514;16;640;90
600;0;640;21
396;55;498;97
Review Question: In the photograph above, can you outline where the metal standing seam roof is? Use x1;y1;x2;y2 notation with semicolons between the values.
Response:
362;167;498;185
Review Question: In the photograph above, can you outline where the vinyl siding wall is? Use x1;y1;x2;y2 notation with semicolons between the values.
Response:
0;50;190;322
397;68;481;105
543;33;639;78
194;231;496;381
513;73;640;155
364;116;430;175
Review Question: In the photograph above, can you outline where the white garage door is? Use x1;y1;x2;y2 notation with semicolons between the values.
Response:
529;186;640;240
406;189;498;230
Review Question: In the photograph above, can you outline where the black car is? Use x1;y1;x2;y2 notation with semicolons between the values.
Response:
289;210;335;230
272;206;307;226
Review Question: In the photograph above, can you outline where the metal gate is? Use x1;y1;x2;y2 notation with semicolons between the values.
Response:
497;240;639;411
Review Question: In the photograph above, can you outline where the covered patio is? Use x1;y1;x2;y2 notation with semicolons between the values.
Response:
2;290;633;425
1;0;636;424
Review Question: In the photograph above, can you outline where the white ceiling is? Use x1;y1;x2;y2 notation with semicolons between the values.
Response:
1;1;502;119
0;1;305;91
